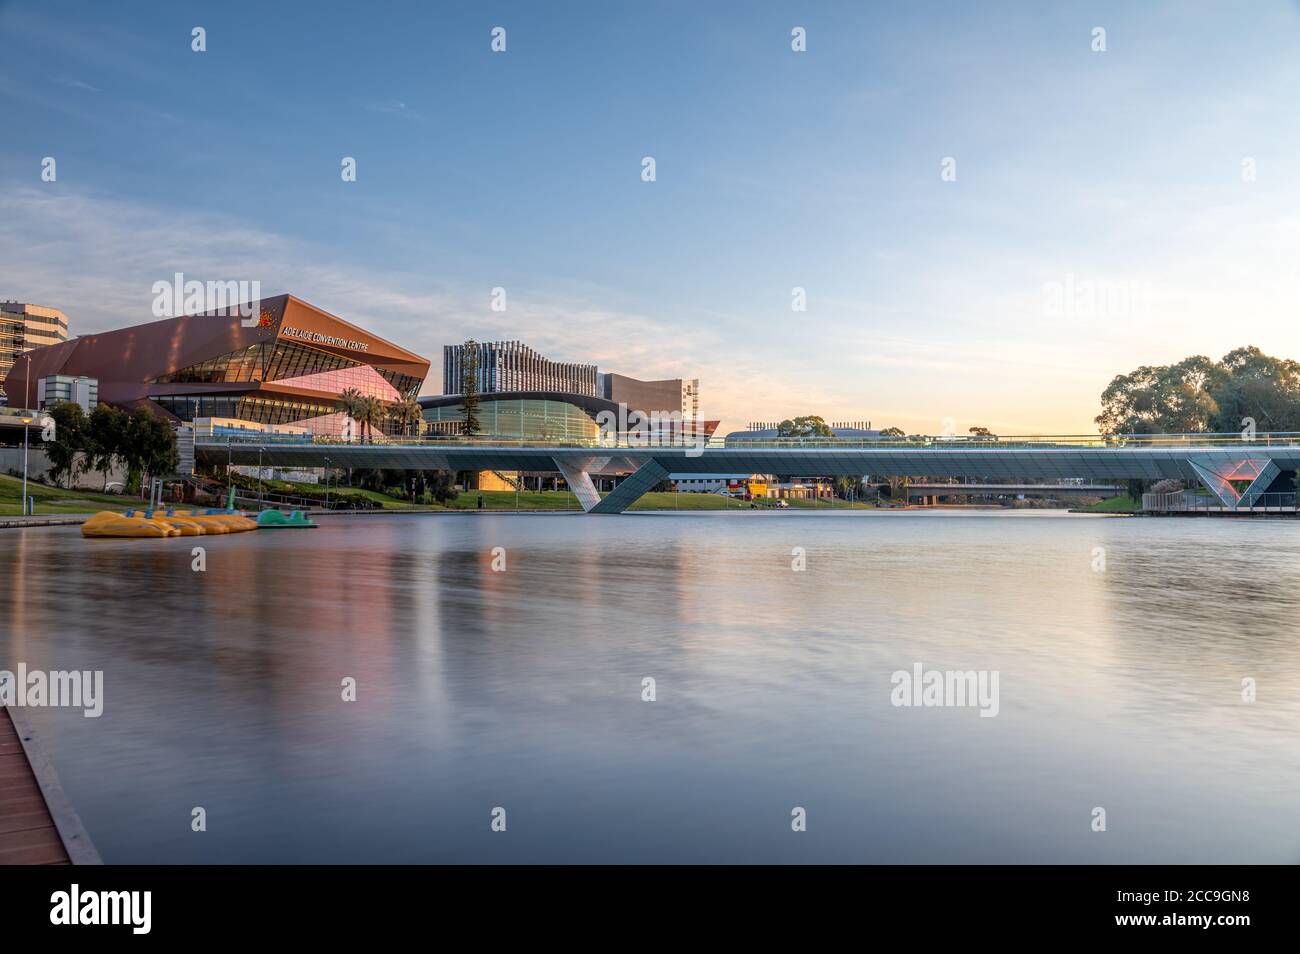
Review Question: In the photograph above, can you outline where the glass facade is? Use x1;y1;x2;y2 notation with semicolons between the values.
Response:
152;394;338;427
152;340;421;398
442;341;598;396
147;333;425;434
422;398;601;441
153;343;269;384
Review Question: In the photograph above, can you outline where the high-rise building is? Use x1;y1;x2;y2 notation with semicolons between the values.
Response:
443;340;598;397
0;302;70;407
434;339;706;447
599;372;699;421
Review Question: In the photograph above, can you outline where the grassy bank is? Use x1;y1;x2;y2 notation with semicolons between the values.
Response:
2;470;878;518
422;489;875;511
0;473;137;516
228;475;881;511
1075;495;1141;513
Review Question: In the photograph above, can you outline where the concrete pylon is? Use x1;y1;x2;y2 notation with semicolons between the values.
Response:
553;457;604;512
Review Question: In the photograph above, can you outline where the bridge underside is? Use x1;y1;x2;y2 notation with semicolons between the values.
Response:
195;442;1300;514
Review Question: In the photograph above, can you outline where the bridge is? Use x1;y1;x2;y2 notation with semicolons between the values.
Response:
193;432;1300;514
903;482;1124;502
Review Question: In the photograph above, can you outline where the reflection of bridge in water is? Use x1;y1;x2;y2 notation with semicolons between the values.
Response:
194;432;1300;515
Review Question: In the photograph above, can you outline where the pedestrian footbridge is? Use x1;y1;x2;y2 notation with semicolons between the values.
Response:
194;433;1300;514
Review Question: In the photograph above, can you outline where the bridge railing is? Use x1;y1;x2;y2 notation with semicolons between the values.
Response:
195;431;1300;451
1143;490;1297;512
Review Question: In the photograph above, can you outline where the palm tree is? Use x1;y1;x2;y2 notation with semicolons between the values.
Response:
335;387;364;441
393;397;423;438
359;395;387;443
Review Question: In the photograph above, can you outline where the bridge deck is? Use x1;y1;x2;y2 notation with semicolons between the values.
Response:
195;437;1300;514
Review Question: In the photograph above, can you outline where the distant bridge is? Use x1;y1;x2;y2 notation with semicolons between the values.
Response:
194;433;1300;514
904;482;1124;501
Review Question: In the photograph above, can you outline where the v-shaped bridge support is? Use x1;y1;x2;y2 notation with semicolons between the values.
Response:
552;457;669;514
1187;457;1279;509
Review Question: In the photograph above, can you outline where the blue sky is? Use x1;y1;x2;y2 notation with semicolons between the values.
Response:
3;0;1300;434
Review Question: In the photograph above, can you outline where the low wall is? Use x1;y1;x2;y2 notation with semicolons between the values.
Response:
0;447;130;491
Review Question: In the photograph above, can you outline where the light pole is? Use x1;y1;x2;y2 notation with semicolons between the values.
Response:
257;447;264;508
22;353;33;412
20;412;32;516
17;354;33;516
324;456;331;510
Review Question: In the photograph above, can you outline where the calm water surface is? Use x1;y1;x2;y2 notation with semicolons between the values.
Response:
3;510;1299;863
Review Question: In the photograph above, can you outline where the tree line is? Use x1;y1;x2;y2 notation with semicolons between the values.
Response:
42;403;179;492
1096;346;1300;435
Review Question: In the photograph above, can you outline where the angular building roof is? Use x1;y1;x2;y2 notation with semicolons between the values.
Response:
1;295;430;415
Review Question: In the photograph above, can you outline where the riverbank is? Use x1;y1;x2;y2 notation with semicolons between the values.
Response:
1072;496;1141;513
0;474;140;517
1;473;882;525
233;476;880;512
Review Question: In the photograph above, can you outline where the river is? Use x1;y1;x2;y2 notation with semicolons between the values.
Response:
2;510;1298;862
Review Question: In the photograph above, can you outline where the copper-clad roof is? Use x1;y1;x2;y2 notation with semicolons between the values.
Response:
1;294;431;409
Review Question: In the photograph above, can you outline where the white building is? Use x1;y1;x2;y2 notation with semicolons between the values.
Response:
36;375;97;414
670;473;768;494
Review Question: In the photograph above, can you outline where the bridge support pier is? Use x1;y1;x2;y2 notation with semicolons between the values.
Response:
591;460;669;514
1187;456;1282;510
551;457;670;512
553;457;603;511
552;457;669;513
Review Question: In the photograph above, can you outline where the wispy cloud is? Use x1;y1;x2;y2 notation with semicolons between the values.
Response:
0;186;770;428
58;77;100;93
366;100;423;120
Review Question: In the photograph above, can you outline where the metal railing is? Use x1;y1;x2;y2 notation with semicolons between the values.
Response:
1143;490;1297;512
195;430;1300;451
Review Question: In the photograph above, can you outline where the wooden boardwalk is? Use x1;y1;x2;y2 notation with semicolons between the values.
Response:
0;707;100;865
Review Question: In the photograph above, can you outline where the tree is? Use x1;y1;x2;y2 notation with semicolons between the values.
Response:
1209;346;1300;432
1096;347;1300;436
833;475;861;499
42;402;85;488
357;395;386;443
968;426;996;439
120;407;179;493
430;470;459;503
461;339;481;437
879;426;905;438
776;416;833;438
84;403;127;491
335;387;365;441
393;397;423;437
1096;356;1224;434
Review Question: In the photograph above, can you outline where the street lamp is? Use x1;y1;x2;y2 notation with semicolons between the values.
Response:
19;352;33;413
17;352;34;516
20;413;32;516
324;456;331;510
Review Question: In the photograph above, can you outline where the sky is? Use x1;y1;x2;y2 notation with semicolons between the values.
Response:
2;0;1300;436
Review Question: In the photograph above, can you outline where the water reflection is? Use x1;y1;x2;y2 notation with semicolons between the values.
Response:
2;511;1299;862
